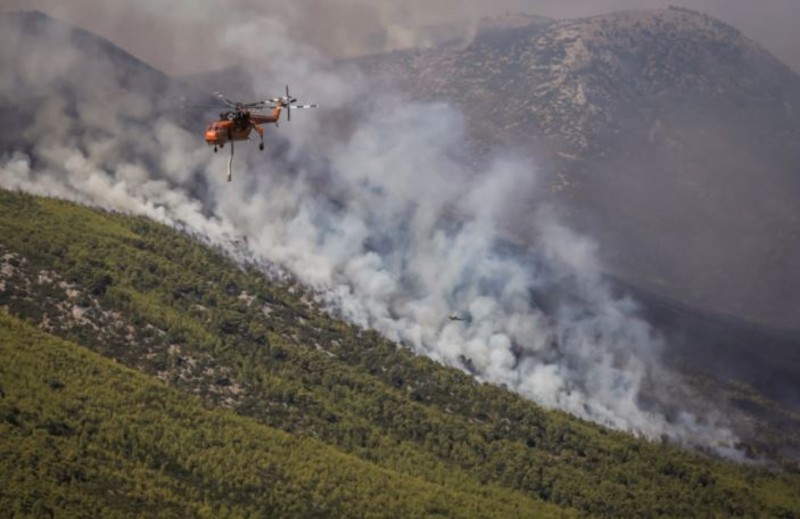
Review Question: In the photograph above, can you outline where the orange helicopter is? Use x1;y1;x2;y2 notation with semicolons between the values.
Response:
204;85;317;181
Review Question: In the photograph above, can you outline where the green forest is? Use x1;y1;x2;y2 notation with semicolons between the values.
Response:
1;189;798;517
0;313;560;517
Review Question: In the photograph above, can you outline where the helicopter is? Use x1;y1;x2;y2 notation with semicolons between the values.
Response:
204;85;317;181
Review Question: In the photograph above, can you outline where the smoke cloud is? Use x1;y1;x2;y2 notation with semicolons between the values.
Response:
0;9;741;453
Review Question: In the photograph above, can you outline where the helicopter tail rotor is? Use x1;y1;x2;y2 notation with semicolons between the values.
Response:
255;85;316;121
287;85;292;121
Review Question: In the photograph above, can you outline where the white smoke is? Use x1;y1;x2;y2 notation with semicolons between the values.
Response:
0;9;740;452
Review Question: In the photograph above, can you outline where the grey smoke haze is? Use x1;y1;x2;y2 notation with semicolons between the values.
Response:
3;0;800;73
0;9;742;453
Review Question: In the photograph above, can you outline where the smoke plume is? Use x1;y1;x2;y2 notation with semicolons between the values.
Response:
0;9;740;453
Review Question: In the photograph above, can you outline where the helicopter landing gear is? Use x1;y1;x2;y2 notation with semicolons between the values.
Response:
251;122;265;151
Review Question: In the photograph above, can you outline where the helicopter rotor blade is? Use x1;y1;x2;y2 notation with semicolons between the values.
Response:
243;103;266;109
213;91;238;108
206;85;315;123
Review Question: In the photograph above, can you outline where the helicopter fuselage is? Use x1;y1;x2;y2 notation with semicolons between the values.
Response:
204;107;282;147
204;119;251;146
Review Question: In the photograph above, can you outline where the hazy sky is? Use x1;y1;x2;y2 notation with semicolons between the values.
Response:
3;0;800;74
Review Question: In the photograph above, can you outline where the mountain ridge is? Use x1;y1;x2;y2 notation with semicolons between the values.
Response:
351;7;800;332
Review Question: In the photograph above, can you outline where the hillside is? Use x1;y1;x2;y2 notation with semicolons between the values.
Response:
1;189;798;517
0;313;556;518
2;8;797;422
354;7;800;332
1;9;799;516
